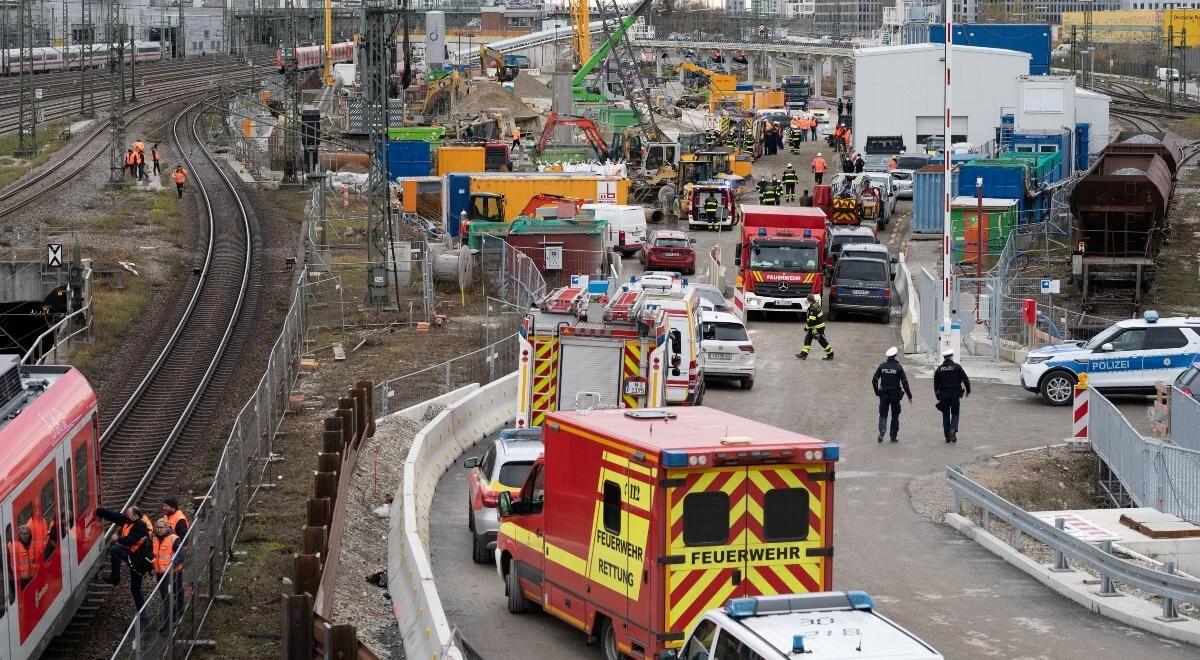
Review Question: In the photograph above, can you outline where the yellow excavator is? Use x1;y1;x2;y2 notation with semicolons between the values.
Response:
479;45;519;83
423;69;462;117
677;61;738;113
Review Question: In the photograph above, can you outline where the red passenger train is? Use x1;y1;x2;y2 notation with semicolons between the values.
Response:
275;41;355;72
0;356;102;659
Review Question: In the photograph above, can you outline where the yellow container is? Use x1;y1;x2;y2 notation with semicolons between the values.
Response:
731;155;753;178
468;175;630;221
437;145;487;176
753;89;785;110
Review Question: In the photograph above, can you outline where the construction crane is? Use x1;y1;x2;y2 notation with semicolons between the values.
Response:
570;0;590;68
571;0;652;103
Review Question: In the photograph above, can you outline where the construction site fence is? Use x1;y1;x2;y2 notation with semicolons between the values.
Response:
1171;389;1200;453
372;335;520;417
477;233;549;312
1090;389;1200;524
109;267;309;659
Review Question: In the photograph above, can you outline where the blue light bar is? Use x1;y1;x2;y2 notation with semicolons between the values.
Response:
822;443;841;462
661;450;689;468
1145;310;1159;323
792;635;806;654
758;227;767;236
847;591;875;611
724;597;757;618
803;229;812;237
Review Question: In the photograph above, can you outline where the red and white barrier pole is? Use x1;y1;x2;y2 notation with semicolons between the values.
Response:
1072;373;1090;440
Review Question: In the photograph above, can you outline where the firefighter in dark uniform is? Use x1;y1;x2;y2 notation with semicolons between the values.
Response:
741;128;755;156
872;346;912;443
759;178;778;205
788;127;802;154
934;348;972;443
756;177;768;199
724;128;737;148
704;194;720;230
796;294;834;360
705;129;718;148
782;164;799;203
772;176;784;205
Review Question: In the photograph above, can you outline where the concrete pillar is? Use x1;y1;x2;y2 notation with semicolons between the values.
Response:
768;55;777;85
793;59;800;75
656;56;663;79
835;60;844;101
814;58;823;98
745;55;755;84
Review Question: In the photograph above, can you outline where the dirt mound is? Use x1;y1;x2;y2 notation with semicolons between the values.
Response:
457;80;539;120
513;72;552;100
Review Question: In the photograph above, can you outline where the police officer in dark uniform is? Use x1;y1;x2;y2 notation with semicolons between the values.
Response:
782;164;799;203
795;294;834;360
872;346;912;443
704;194;720;230
934;348;971;443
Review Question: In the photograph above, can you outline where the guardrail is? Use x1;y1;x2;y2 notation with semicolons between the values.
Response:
947;464;1200;608
20;302;91;365
1171;387;1200;452
387;372;518;660
1090;389;1200;523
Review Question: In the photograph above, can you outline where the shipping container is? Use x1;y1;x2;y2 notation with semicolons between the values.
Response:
379;140;432;178
929;23;1051;75
1009;129;1070;180
1074;124;1091;172
950;197;1019;263
437;145;487;176
912;165;958;234
387;126;446;141
505;217;608;286
445;172;631;234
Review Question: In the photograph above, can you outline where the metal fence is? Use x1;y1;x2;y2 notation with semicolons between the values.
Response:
1172;389;1200;452
916;267;940;356
477;233;549;311
109;270;309;659
372;335;520;416
1090;389;1200;524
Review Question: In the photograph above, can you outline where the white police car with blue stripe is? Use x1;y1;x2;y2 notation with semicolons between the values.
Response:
1021;311;1200;405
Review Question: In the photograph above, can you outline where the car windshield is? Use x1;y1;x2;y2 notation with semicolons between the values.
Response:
656;237;690;248
864;155;890;168
1082;325;1123;350
703;322;749;342
497;461;535;488
898;156;928;170
696;288;726;309
838;260;888;281
750;245;820;271
831;235;876;253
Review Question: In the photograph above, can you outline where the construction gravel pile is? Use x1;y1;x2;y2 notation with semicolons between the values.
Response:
513;73;552;100
457;81;539;120
331;403;446;659
1123;133;1163;144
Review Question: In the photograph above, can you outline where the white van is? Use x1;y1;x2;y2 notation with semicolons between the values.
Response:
667;592;943;660
1157;67;1182;81
581;203;648;257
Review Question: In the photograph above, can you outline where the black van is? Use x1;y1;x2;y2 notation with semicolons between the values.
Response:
829;256;893;323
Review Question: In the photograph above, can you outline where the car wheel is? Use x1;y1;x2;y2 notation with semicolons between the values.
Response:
828;306;838;322
506;564;530;614
468;506;475;533
471;533;491;564
742;377;754;390
1040;371;1077;406
880;310;891;324
692;380;705;405
599;618;623;660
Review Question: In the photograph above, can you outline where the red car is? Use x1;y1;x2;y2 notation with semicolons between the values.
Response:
640;230;696;274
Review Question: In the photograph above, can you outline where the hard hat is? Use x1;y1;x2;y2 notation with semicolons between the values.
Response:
885;346;898;357
942;348;956;357
787;163;793;167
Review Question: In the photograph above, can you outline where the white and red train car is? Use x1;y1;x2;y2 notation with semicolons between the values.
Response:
1;42;164;75
0;355;102;659
275;41;355;72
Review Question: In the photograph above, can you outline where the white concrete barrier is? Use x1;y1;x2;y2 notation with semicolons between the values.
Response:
896;254;920;354
387;373;519;660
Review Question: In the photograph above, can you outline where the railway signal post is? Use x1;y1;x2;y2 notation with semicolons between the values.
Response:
17;0;38;157
107;8;127;186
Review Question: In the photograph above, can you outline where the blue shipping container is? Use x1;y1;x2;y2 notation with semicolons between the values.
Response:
929;24;1051;76
912;167;958;234
446;173;471;237
957;163;1027;201
1075;123;1090;172
379;140;432;179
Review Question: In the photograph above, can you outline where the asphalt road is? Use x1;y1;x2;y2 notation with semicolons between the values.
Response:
427;141;1194;659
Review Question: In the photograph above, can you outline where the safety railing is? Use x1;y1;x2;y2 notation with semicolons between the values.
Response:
916;267;940;356
19;303;92;365
947;464;1200;608
1090;389;1200;524
372;335;519;416
109;268;309;659
1172;389;1200;452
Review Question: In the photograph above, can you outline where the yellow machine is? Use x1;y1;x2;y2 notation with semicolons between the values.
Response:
423;70;462;116
479;45;518;82
570;0;590;67
677;61;738;112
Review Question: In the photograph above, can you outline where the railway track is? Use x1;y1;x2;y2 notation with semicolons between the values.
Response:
1110;109;1165;133
44;95;260;655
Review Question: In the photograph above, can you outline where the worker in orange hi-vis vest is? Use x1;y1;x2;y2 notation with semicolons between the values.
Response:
811;152;827;185
171;166;188;199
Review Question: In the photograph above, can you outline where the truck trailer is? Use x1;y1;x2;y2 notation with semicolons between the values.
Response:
496;406;839;660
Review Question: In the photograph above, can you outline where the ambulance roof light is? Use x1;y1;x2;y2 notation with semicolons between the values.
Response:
822;443;841;462
1144;310;1159;323
792;635;806;654
758;227;767;236
847;591;875;611
661;450;689;468
724;597;758;618
804;229;812;237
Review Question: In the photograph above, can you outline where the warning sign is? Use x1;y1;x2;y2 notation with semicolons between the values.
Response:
1032;512;1121;542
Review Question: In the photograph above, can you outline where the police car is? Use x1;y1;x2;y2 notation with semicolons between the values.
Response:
463;428;542;563
665;592;942;660
1021;312;1200;405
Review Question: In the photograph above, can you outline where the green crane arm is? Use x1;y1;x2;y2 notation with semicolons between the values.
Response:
571;0;652;87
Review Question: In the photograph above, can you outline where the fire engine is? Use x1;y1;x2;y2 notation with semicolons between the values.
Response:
496;407;839;660
733;205;827;317
631;273;705;405
515;282;670;429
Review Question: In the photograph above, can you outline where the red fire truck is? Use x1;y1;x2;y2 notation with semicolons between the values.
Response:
515;283;669;429
496;407;839;660
732;205;828;317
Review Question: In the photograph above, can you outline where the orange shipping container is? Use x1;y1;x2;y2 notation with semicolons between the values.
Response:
437;145;487;176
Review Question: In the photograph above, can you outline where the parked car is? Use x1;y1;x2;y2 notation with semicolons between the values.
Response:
1021;312;1200;405
463;429;542;562
584;203;647;257
861;153;892;173
641;229;697;274
825;224;880;271
863;171;897;228
828;256;893;323
700;310;755;389
891;154;931;198
691;283;730;312
1175;360;1200;400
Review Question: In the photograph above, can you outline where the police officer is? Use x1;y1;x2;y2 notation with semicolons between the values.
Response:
704;194;720;230
795;294;834;360
933;348;971;443
872;347;912;443
781;164;799;203
760;177;778;205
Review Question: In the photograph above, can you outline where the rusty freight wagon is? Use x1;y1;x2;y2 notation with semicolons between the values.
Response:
1107;131;1182;177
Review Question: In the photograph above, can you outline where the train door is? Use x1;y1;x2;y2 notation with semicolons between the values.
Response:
7;458;66;655
0;502;12;660
67;415;101;578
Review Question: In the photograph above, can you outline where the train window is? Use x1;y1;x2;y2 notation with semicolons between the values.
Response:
58;467;68;539
4;524;12;605
65;457;75;527
41;479;58;559
74;443;90;520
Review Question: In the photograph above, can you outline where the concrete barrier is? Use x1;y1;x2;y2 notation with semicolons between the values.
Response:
386;373;518;660
896;255;920;354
